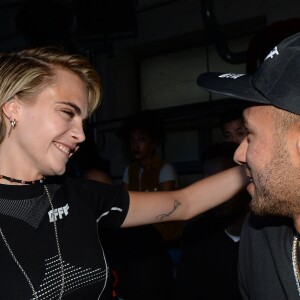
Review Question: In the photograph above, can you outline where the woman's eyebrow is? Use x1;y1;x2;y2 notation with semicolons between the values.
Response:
56;101;82;115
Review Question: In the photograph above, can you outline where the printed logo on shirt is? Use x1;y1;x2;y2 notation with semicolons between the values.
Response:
48;204;69;222
264;46;279;61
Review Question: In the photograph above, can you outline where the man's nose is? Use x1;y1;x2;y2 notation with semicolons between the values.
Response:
234;137;247;165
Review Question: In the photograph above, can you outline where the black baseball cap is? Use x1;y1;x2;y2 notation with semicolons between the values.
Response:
197;32;300;115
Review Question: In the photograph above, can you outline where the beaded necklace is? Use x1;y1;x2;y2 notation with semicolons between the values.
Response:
0;174;45;185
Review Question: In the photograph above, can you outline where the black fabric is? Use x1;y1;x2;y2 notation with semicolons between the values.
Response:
0;177;129;299
100;225;175;300
238;213;298;300
197;32;300;115
173;215;242;300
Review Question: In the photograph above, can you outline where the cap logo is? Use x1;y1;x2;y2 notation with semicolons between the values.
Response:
264;46;279;61
218;73;244;79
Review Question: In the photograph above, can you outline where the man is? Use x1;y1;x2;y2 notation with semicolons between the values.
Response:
220;108;246;144
197;32;300;299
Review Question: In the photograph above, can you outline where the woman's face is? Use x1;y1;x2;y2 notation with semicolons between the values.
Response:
7;69;88;178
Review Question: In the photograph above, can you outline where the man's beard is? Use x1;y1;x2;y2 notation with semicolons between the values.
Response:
250;140;300;218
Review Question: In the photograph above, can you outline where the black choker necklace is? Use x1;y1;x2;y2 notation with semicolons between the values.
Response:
0;174;45;185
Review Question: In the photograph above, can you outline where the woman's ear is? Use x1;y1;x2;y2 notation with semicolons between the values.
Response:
2;96;19;120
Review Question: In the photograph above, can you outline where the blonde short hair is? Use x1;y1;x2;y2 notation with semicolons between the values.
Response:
0;47;101;143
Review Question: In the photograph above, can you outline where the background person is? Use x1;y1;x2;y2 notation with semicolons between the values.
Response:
173;142;250;300
104;111;179;300
219;108;246;144
121;111;178;192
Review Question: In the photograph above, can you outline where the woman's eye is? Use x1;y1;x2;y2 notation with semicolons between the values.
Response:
62;110;75;117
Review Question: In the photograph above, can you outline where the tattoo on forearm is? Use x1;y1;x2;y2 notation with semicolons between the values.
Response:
156;200;182;221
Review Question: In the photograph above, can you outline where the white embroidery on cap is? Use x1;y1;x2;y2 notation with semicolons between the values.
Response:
264;46;279;61
218;73;244;79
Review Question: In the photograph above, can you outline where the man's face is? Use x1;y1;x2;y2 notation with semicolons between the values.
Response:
222;118;246;144
234;105;300;217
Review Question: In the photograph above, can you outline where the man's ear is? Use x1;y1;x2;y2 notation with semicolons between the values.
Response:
296;134;300;156
290;122;300;165
2;96;19;120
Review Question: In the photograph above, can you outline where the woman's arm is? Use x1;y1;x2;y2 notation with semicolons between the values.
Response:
122;165;248;227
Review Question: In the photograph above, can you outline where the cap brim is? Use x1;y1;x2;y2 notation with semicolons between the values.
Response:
197;72;271;105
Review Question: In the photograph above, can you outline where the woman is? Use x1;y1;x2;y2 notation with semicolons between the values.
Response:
0;47;247;299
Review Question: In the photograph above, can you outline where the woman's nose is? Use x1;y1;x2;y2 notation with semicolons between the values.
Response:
72;122;86;143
